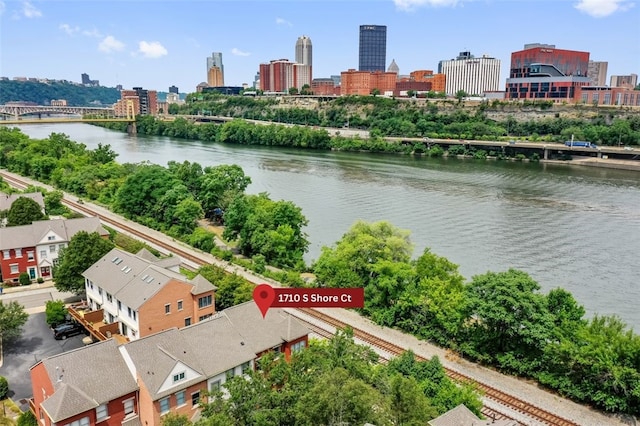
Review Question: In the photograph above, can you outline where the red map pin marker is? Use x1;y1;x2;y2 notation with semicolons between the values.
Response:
253;284;275;318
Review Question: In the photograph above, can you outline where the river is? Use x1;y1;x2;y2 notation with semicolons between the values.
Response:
11;123;640;330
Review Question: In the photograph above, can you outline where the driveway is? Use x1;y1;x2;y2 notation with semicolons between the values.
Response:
0;313;85;412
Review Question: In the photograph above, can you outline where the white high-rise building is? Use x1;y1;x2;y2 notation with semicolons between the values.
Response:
438;51;501;96
295;36;312;84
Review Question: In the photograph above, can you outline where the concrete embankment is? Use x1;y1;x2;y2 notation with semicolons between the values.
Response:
542;157;640;172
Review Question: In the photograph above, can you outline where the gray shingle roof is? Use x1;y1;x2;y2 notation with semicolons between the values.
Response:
83;248;214;310
0;192;44;211
0;216;108;250
428;404;518;426
216;301;309;354
38;339;138;422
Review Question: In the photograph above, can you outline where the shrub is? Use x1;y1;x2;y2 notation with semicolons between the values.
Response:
37;277;44;284
515;153;526;161
0;376;8;399
45;300;68;327
19;272;31;286
17;411;38;426
252;254;266;274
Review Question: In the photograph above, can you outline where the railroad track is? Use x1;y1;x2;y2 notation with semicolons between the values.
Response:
1;171;579;426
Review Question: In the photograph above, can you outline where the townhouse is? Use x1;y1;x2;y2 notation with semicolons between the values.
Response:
30;302;310;425
0;216;108;283
76;248;216;342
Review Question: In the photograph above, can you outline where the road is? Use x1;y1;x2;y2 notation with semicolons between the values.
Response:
0;287;80;314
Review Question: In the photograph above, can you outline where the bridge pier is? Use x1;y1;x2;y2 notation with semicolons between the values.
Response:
127;122;137;135
543;148;549;160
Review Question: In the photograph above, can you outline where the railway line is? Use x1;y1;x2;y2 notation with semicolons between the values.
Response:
1;170;580;425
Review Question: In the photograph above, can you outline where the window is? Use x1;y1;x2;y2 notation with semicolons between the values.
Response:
159;396;170;414
133;311;137;321
173;371;185;383
3;250;10;259
225;368;235;380
96;404;108;421
47;235;55;241
10;264;19;274
291;340;306;353
241;361;251;374
15;248;22;258
210;380;221;392
177;300;183;311
27;251;34;261
40;250;47;258
58;243;65;251
176;390;186;406
66;417;89;426
199;314;212;321
98;288;102;296
191;391;200;407
53;258;60;267
198;295;212;309
128;307;132;317
49;245;56;253
123;398;135;415
106;293;113;303
184;317;192;327
117;301;122;311
165;304;171;314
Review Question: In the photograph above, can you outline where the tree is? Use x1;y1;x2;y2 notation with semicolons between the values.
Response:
370;88;381;96
388;374;438;425
0;376;8;399
198;164;251;218
6;196;45;226
17;411;38;426
44;190;67;215
45;300;68;327
114;164;181;220
172;197;204;235
455;90;468;102
313;220;413;289
161;413;192;426
463;269;554;375
54;231;115;293
90;143;118;164
288;87;299;95
0;300;29;341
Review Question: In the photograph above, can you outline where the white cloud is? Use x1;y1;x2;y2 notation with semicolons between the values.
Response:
231;48;250;57
276;17;292;26
99;35;125;53
393;0;461;11
59;23;79;36
574;0;633;17
82;28;102;38
22;1;42;18
138;41;168;58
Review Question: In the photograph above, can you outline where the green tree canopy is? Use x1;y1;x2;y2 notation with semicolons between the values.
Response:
0;300;29;342
54;231;115;293
6;196;46;226
198;164;251;217
114;164;181;220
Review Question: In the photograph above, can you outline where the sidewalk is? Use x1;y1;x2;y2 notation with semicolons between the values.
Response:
0;280;56;298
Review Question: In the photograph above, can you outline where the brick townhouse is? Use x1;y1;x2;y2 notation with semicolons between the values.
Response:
30;302;310;426
0;216;108;283
74;248;216;342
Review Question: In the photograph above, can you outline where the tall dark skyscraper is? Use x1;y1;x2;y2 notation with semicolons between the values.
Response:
359;25;387;72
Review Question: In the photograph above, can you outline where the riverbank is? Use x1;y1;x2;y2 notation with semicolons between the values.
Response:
542;157;640;172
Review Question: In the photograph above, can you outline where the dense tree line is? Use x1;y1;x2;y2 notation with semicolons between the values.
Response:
313;220;640;415
0;127;309;268
161;331;482;426
165;93;640;146
0;80;120;106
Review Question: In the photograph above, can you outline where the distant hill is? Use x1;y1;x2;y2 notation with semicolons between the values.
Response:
0;80;120;106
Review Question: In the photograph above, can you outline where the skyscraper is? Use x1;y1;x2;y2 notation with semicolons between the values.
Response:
295;35;312;67
438;51;501;96
359;25;386;72
206;52;224;86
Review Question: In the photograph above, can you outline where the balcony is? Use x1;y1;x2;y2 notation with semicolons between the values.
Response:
68;303;129;345
28;398;36;416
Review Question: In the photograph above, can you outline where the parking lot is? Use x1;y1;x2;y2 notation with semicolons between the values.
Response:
0;312;85;412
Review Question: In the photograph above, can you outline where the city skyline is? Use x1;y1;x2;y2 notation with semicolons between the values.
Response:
0;0;638;92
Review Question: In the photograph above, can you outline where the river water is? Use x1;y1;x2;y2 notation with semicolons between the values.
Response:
12;123;640;330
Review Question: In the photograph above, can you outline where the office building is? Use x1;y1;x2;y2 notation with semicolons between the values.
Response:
295;35;313;67
113;87;158;116
169;85;179;94
259;59;311;92
409;70;446;93
206;52;224;86
438;51;501;96
610;74;638;89
505;44;591;101
359;25;387;72
340;69;396;96
587;61;608;86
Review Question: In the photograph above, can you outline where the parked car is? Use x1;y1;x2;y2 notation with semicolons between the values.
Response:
53;322;85;340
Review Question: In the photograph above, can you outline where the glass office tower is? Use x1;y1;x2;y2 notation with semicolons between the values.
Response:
359;25;386;72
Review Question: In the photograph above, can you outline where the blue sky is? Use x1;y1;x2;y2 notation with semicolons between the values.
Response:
1;0;638;93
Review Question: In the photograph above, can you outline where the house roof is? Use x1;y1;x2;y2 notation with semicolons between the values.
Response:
428;404;519;426
37;339;138;422
216;301;309;354
0;192;44;211
0;216;108;250
83;248;215;309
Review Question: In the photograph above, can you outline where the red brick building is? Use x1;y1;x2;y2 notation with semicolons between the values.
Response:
30;302;310;425
340;69;398;96
576;86;640;106
259;59;311;92
311;78;340;95
409;70;446;93
113;87;158;116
